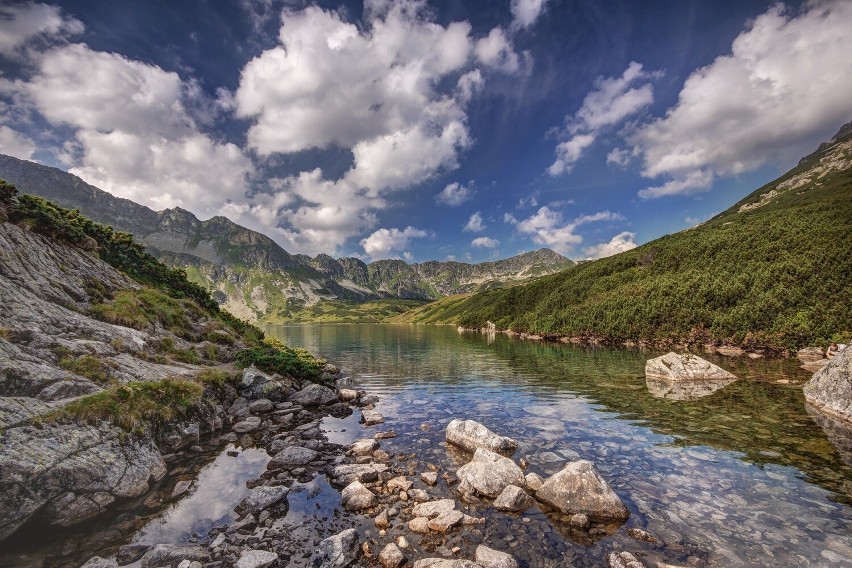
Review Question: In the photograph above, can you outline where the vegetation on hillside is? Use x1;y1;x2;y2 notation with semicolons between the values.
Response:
399;142;852;352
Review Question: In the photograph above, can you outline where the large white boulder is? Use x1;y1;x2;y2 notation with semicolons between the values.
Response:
445;419;518;456
804;347;852;425
645;352;736;381
535;460;629;521
456;448;524;498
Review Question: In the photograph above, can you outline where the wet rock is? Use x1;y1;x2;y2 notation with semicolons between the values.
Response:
421;471;439;486
412;499;456;518
408;488;429;502
456;448;525;498
607;551;645;568
524;473;543;492
160;422;200;451
289;384;338;407
81;557;118;568
412;560;482;568
374;509;390;529
342;480;377;511
445;419;518;456
117;543;150;565
375;431;398;439
140;544;209;568
626;528;658;543
798;347;826;362
361;409;385;425
235;484;289;516
804;347;852;424
474;546;518;568
348;439;379;456
330;463;388;485
536;460;629;521
379;543;406;568
569;513;590;529
492;484;534;512
235;550;278;568
428;510;464;532
408;517;431;533
248;399;274;413
171;480;192;499
311;528;360;568
396;536;409;549
339;388;359;402
387;476;413;492
644;352;736;381
233;416;262;433
268;446;320;468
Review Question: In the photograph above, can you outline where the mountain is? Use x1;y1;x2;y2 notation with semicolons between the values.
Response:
396;121;852;352
0;155;573;322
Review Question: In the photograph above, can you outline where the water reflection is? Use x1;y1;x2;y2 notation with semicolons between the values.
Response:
645;377;737;401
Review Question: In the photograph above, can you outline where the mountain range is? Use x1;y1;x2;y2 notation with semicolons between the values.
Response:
0;155;573;323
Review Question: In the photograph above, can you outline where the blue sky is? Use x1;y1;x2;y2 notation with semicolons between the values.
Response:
1;0;850;262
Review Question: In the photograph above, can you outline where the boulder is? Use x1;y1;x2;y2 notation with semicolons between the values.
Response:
644;352;736;381
607;551;645;568
361;409;385;425
803;347;852;424
311;528;360;568
524;472;544;492
412;560;482;568
456;448;525;498
421;471;438;486
330;463;388;485
798;347;826;362
81;557;118;568
387;476;413;492
289;383;338;407
379;543;406;568
348;439;379;456
268;446;320;469
140;544;209;568
475;546;519;568
339;389;359;402
427;510;464;532
535;460;629;521
445;419;518;456
232;416;262;433
235;550;279;568
341;480;377;511
235;484;289;515
412;499;456;518
248;399;274;413
492;484;534;512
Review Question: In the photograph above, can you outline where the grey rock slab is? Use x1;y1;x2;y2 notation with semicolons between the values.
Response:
412;499;456;518
330;463;388;485
644;352;736;381
248;398;274;413
456;448;524;498
804;347;852;425
361;409;385;425
341;480;376;511
492;484;534;512
268;446;320;468
235;550;279;568
445;419;518;456
81;557;118;568
289;383;338;407
117;543;150;565
140;544;209;568
232;416;262;433
348;438;379;456
0;397;52;429
535;460;629;521
311;528;360;568
235;484;289;515
475;546;519;568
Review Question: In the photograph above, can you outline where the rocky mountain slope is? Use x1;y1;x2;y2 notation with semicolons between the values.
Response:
0;154;573;322
398;121;852;352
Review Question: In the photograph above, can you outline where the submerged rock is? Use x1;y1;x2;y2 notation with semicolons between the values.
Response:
804;347;852;425
361;409;385;425
412;560;482;568
311;528;360;567
535;460;629;521
607;551;645;568
475;546;519;568
456;448;525;498
644;352;736;382
493;484;534;512
235;550;278;568
445;419;518;456
235;484;289;516
645;377;736;401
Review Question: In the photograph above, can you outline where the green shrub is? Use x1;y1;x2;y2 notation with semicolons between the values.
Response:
235;338;324;381
195;368;237;388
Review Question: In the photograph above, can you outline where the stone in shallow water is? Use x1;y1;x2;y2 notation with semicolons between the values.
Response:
387;476;413;492
268;446;320;469
457;448;524;498
445;419;518;456
235;484;289;515
421;471;439;486
412;560;482;568
311;528;360;567
362;409;385;425
536;460;629;521
607;551;645;568
379;543;406;568
233;416;262;433
331;463;388;485
524;472;544;492
427;510;464;532
492;484;534;512
342;480;377;511
644;352;736;381
475;546;519;568
235;550;278;568
139;544;208;568
81;557;117;568
289;383;338;407
348;438;379;456
804;347;852;425
408;517;431;533
412;499;456;518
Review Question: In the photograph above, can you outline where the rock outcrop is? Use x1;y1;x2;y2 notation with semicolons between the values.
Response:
803;347;852;425
445;419;518;456
644;352;736;382
535;460;629;521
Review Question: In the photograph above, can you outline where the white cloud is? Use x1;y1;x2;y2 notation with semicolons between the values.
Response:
517;195;537;208
583;231;637;259
548;61;657;175
435;181;474;206
510;0;549;31
474;27;522;74
515;206;623;255
503;212;518;224
0;2;83;57
606;147;634;167
463;211;486;232
471;236;499;248
360;226;427;260
0;125;36;159
631;1;852;197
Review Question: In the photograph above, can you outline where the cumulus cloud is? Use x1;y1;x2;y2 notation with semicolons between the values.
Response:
463;211;486;232
0;125;36;159
515;206;623;255
474;27;522;74
583;231;637;259
510;0;549;31
360;226;427;260
471;236;499;248
0;2;82;57
548;61;657;175
631;1;852;198
435;181;474;205
517;195;537;208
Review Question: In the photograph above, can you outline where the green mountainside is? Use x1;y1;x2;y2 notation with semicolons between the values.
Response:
397;123;852;352
0;155;573;323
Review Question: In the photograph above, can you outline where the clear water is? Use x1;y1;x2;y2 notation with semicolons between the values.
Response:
265;324;852;567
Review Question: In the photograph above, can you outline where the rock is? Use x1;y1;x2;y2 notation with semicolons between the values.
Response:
524;472;544;492
412;499;456;518
289;383;338;407
268;446;320;468
536;460;629;521
330;463;388;485
235;484;289;515
374;509;390;529
801;360;828;372
341;480;377;511
249;399;274;413
140;544;209;568
171;479;192;499
569;513;590;529
607;551;645;568
396;536;409;549
233;416;262;433
408;488;429;502
492;484;534;512
445;419;518;456
408;517;431;533
798;346;826;362
715;346;745;357
81;557;118;568
456;448;525;498
160;421;201;451
428;510;464;532
361;409;385;425
421;471;439;486
627;528;658;543
348;439;379;456
474;546;518;568
804;347;852;424
375;430;398;439
645;352;736;381
311;528;360;568
339;388;359;402
177;562;202;568
235;550;279;568
412;560;482;568
117;543;150;565
387;476;413;492
379;543;406;568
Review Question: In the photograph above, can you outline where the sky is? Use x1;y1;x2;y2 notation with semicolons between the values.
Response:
0;0;851;263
